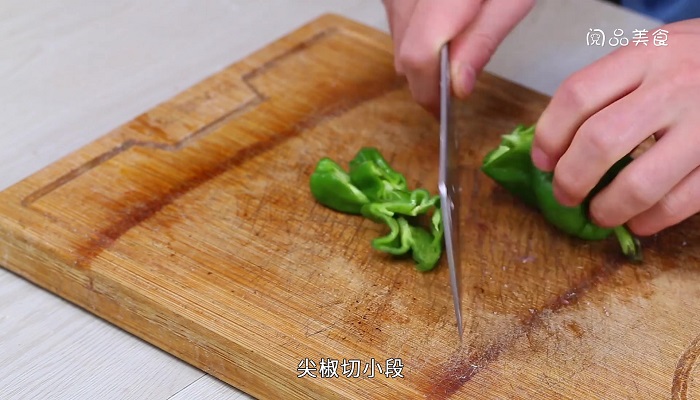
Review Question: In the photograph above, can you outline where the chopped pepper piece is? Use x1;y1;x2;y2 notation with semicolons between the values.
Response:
481;124;642;261
309;158;369;214
350;147;408;195
411;209;445;271
359;203;444;271
309;148;445;271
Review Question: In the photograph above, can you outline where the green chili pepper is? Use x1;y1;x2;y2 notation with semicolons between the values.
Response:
359;193;440;249
481;124;642;261
531;168;612;240
309;148;445;271
348;160;406;202
349;147;408;192
411;210;445;271
481;124;539;208
309;157;369;214
359;189;440;218
359;203;444;271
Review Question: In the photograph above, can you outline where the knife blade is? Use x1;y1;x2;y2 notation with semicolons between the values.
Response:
438;43;463;339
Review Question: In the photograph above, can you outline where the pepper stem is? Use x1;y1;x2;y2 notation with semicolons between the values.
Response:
613;226;642;262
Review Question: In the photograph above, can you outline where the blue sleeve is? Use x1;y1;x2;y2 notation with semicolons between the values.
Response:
621;0;700;22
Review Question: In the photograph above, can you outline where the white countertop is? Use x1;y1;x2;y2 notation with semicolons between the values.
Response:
0;1;660;399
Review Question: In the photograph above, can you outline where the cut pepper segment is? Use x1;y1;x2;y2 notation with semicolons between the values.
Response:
310;148;445;271
309;158;369;215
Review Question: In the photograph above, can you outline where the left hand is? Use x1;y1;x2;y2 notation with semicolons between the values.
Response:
531;18;700;236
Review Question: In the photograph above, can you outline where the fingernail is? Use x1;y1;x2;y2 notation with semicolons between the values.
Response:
587;201;607;227
590;211;613;228
553;183;577;207
453;63;475;98
531;146;553;171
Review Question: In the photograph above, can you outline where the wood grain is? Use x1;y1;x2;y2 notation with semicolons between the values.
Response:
1;13;699;399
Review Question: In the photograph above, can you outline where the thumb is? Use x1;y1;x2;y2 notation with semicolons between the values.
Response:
450;0;535;98
397;0;483;109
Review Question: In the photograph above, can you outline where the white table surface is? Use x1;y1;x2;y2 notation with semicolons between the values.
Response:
0;1;661;399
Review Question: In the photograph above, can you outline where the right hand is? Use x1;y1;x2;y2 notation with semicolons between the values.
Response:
382;0;535;115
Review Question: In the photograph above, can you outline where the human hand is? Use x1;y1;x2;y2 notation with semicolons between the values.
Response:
381;0;535;115
532;19;700;236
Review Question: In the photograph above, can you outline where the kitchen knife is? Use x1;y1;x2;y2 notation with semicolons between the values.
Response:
438;43;463;340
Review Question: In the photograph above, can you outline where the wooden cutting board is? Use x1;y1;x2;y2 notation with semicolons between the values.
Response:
2;13;700;400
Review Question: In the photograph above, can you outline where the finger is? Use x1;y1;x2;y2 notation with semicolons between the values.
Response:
398;0;483;109
589;122;697;228
382;0;419;74
550;82;674;207
626;164;700;236
450;0;535;98
532;46;648;172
